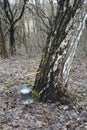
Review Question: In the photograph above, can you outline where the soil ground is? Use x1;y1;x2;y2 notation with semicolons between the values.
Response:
0;50;87;130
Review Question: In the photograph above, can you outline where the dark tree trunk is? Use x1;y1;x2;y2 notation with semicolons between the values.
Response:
33;0;83;103
0;19;8;58
9;25;16;55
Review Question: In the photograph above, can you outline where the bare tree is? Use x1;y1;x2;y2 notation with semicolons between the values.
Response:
0;0;28;55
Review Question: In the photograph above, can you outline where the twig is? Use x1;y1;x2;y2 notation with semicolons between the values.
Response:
25;71;40;77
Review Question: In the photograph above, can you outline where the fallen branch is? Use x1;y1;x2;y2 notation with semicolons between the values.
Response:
25;71;40;77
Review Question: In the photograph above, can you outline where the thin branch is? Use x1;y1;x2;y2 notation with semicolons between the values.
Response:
13;0;28;25
4;0;11;21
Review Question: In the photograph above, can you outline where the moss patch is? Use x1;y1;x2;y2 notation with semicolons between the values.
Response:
32;90;40;99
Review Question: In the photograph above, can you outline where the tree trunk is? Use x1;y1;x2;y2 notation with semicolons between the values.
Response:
0;19;8;58
34;31;68;103
9;25;16;55
33;0;83;103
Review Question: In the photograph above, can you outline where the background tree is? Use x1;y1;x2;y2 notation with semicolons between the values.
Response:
0;18;8;57
0;0;55;56
0;0;28;55
33;0;83;103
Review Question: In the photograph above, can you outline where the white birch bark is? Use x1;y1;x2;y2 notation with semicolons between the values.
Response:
63;2;87;85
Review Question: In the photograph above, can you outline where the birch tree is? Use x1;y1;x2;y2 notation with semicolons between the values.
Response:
33;0;83;103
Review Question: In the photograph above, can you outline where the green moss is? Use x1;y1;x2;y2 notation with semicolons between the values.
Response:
10;82;17;86
32;90;40;99
60;97;65;102
42;54;48;67
4;82;17;89
4;83;10;89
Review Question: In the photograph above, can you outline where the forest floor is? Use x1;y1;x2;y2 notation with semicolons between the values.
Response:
0;52;87;130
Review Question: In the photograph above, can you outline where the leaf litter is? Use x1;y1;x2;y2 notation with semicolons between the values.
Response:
0;54;87;130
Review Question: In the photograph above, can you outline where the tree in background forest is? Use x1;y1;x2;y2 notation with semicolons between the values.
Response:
0;18;8;57
33;0;83;103
0;0;28;55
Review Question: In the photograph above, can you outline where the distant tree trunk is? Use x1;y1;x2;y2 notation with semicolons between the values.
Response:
2;0;28;55
0;19;8;58
9;25;16;55
33;0;83;103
